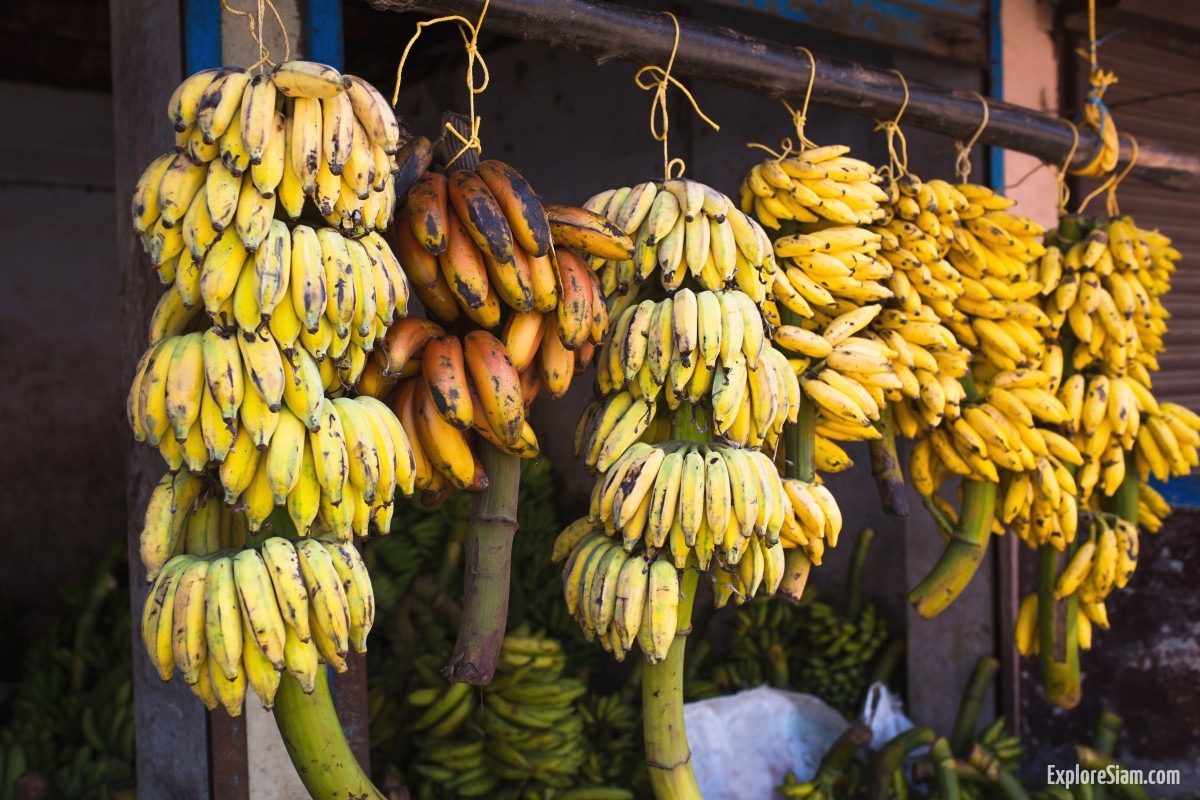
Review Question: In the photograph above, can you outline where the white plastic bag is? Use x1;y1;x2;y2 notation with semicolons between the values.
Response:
683;683;914;799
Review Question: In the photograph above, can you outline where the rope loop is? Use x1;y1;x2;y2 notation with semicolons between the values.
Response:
954;92;990;183
392;0;492;164
634;12;720;182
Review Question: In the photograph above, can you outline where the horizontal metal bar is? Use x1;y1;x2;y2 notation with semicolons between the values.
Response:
368;0;1200;190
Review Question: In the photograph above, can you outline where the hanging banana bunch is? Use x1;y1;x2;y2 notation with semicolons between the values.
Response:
125;61;417;730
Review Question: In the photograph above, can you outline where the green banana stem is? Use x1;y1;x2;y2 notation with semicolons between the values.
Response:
930;738;962;800
445;440;521;685
816;722;874;782
995;771;1034;800
1091;709;1124;800
868;727;935;800
1037;541;1081;709
868;638;905;688
71;544;124;692
274;668;386;800
1092;709;1123;755
1075;747;1151;800
1113;455;1139;525
868;405;910;517
950;656;1000;757
908;480;996;618
845;526;876;620
643;568;703;800
780;305;816;484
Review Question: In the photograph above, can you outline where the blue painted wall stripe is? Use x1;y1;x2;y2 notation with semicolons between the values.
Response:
988;0;1005;191
185;0;224;73
305;0;344;71
1150;475;1200;509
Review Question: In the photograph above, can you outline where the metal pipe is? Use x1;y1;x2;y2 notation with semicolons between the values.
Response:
368;0;1200;190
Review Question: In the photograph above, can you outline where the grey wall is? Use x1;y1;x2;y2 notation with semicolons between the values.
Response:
0;80;122;633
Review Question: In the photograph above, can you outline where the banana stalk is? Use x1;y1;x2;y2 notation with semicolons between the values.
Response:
1037;538;1081;709
781;301;816;485
845;526;875;621
445;440;521;684
868;406;909;517
1075;747;1151;800
815;722;874;783
643;567;702;800
1092;710;1123;800
907;480;997;618
1112;453;1139;525
867;726;934;800
274;668;386;799
642;406;710;800
929;737;962;800
950;656;999;757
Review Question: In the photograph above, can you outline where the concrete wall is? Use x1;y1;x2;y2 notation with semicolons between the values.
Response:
0;80;122;634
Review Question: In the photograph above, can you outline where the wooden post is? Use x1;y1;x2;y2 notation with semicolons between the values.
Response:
109;0;212;797
112;0;363;796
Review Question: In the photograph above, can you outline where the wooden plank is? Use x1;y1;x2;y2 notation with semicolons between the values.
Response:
369;0;1200;190
333;654;372;773
210;713;250;800
702;0;987;65
109;0;211;795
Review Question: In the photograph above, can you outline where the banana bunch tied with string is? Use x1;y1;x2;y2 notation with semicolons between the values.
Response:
403;629;625;800
579;179;779;308
581;288;799;451
141;532;374;715
135;61;412;265
133;63;417;384
1034;215;1195;504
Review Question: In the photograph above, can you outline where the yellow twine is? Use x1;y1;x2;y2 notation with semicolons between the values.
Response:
1104;134;1138;216
998;119;1080;212
220;0;290;70
745;49;819;161
874;69;910;178
1056;121;1080;214
392;0;492;166
954;92;990;183
634;11;720;181
1069;0;1120;177
1078;133;1137;216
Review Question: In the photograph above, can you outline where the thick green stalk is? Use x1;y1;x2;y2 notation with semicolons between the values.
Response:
929;738;961;800
1075;747;1151;800
868;405;909;517
644;567;702;800
780;306;815;484
1113;456;1139;525
275;668;386;799
815;723;874;782
950;657;999;757
1037;541;1080;709
908;480;996;618
867;727;935;800
845;526;876;620
445;440;521;684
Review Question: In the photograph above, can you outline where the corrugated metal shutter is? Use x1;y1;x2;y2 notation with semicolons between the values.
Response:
1071;26;1200;410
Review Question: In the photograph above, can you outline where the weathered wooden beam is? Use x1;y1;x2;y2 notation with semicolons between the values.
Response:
109;0;211;794
368;0;1200;190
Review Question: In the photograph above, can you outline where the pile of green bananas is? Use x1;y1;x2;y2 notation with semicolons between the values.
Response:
401;629;632;800
687;528;897;717
0;549;135;800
